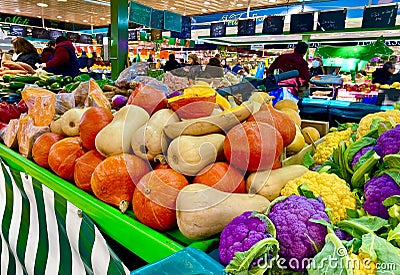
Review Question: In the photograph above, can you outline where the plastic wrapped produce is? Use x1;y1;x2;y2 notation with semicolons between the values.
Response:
163;71;191;92
55;93;75;114
114;63;148;88
21;86;56;127
17;115;49;158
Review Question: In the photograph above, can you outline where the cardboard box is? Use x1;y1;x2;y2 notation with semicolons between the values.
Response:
301;120;329;136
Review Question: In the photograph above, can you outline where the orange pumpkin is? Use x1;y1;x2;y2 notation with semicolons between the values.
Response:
74;150;105;192
193;162;245;193
79;107;114;150
132;169;188;231
48;137;85;180
32;132;64;168
91;154;150;213
224;122;283;172
168;94;216;119
127;82;167;115
154;155;171;170
248;103;296;147
272;157;282;170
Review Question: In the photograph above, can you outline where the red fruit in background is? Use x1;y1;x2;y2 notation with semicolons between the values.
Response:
32;132;64;168
224;122;283;172
193;162;245;193
48;137;85;181
79;107;114;150
74;150;105;192
133;169;189;231
248;104;296;147
128;82;167;115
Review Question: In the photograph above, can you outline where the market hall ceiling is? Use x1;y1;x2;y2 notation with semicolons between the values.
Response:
0;0;336;27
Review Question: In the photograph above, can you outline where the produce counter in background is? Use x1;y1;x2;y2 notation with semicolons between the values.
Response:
0;143;218;265
299;98;393;125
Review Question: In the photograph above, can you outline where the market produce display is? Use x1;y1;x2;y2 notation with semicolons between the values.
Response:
1;64;400;275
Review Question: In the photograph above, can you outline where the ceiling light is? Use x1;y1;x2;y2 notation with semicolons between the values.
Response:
14;9;20;12
236;3;244;6
37;3;48;7
201;8;207;12
37;16;41;18
65;19;70;22
83;19;88;22
57;16;62;19
57;0;67;2
170;7;176;10
204;1;210;5
82;0;110;7
100;17;105;20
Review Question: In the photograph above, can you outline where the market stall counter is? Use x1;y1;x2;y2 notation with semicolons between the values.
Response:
299;98;394;125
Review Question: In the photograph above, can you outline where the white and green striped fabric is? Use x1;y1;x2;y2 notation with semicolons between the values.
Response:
0;159;130;275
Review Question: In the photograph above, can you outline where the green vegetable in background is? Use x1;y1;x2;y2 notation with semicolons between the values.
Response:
49;82;62;90
2;74;15;82
337;216;389;239
34;80;46;87
9;82;26;90
13;76;40;83
74;74;90;82
302;152;315;169
96;78;114;90
65;82;80;93
64;76;73;84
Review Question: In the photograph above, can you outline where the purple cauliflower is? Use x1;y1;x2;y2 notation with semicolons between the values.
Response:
364;174;400;219
374;125;400;157
267;195;329;272
334;228;352;241
352;145;375;167
219;211;273;266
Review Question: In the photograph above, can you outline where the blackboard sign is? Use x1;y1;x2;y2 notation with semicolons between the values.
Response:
210;22;226;38
96;33;104;44
66;32;80;42
362;4;398;29
9;25;27;37
170;16;191;39
290;13;314;34
262;16;284;35
79;34;93;44
32;28;49;39
128;30;138;41
164;11;182;32
49;30;63;41
317;10;346;31
151;29;162;41
129;1;152;27
150;9;164;30
237;19;256;36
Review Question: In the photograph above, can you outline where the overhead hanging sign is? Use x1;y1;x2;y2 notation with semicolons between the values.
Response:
129;1;152;27
237;19;256;36
210;22;226;37
317;10;347;31
164;11;182;32
362;4;398;29
66;32;80;43
9;25;27;37
170;16;191;39
49;30;63;41
128;30;138;41
79;34;93;44
150;9;164;29
31;28;49;39
262;16;284;35
151;29;162;41
290;13;314;34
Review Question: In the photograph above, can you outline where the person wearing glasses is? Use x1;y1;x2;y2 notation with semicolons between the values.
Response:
372;62;395;85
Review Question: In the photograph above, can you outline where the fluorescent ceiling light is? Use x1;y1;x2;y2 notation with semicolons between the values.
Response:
37;3;48;7
65;19;70;22
236;3;243;6
14;9;20;12
204;1;210;5
170;7;176;10
57;0;67;2
99;17;106;20
83;19;88;22
82;0;110;7
202;8;207;12
37;16;41;18
57;16;62;19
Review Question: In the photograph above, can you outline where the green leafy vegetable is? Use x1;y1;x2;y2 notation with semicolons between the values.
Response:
383;195;400;207
297;183;318;200
302;151;315;169
350;153;380;189
344;137;377;174
383;154;400;170
342;238;362;254
353;149;375;171
337;216;389;239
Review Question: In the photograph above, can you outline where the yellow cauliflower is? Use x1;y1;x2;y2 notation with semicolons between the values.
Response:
313;128;354;165
281;171;356;223
357;110;400;139
349;252;377;275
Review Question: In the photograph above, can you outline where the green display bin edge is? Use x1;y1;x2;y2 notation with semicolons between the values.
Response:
0;144;218;263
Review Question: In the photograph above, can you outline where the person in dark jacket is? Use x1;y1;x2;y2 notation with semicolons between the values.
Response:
203;57;224;78
11;37;41;68
164;54;180;72
40;36;80;77
78;51;89;69
41;41;56;63
310;56;324;77
372;62;395;85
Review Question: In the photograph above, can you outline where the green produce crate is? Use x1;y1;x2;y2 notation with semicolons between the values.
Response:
0;144;219;264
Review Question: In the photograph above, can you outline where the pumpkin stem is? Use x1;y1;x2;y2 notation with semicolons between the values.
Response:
119;200;129;213
154;154;167;165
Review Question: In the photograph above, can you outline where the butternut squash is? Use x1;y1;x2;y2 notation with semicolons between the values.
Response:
167;134;225;176
176;183;270;239
131;109;179;161
95;105;149;157
246;165;309;201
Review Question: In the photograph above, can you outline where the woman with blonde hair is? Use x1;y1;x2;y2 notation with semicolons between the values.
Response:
11;37;41;68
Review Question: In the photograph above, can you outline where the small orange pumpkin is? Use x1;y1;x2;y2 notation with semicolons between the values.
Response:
193;162;245;193
91;154;150;213
32;132;64;168
79;107;114;150
132;169;188;231
74;150;105;192
48;137;85;180
168;94;216;119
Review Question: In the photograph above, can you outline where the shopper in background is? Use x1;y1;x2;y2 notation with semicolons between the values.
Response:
78;51;89;69
372;62;395;85
93;54;106;66
310;56;324;77
40;36;80;77
179;58;186;67
88;52;97;68
188;54;200;66
265;42;311;95
203;57;224;78
41;41;56;63
164;53;180;72
232;60;243;74
147;54;154;63
11;37;41;68
214;53;221;60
